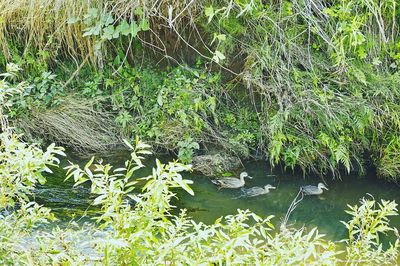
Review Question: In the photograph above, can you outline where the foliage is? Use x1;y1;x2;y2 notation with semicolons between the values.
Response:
0;67;66;263
78;64;223;156
1;75;399;264
0;63;27;124
199;0;400;178
2;136;399;264
2;0;400;178
177;136;200;163
0;65;65;208
1;58;400;264
342;197;400;264
7;71;65;119
61;139;399;265
0;0;153;66
0;133;64;209
0;202;55;264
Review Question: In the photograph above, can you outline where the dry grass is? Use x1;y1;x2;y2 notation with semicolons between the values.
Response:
192;153;241;176
18;97;121;153
0;0;96;63
0;0;206;66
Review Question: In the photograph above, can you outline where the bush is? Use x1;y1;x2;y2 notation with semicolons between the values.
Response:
1;134;398;264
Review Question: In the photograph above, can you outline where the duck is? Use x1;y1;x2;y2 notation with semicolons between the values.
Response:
241;184;276;197
211;172;252;189
300;183;328;195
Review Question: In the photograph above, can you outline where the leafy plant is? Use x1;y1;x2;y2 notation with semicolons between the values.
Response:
177;136;200;163
115;110;133;133
62;139;340;265
342;197;400;264
0;66;65;209
0;124;398;265
61;142;398;265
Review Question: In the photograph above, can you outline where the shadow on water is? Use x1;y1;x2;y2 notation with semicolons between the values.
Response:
34;150;400;241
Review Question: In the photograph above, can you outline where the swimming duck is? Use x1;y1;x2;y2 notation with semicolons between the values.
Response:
300;183;328;195
211;172;252;189
241;184;276;197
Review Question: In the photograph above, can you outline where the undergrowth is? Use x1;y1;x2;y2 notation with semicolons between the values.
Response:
1;0;400;180
0;67;399;264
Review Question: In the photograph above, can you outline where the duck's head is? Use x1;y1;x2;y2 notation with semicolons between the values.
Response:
240;172;252;179
318;183;328;190
264;184;276;190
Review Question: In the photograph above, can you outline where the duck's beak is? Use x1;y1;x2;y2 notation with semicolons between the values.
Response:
323;186;329;190
247;175;253;179
270;186;276;189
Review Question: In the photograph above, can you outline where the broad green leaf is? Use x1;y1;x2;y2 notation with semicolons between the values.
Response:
102;25;116;40
117;20;131;36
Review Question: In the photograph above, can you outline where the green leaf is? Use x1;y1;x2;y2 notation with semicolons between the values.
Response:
83;24;102;37
130;21;139;37
212;33;226;44
102;25;117;40
157;93;163;106
205;6;215;23
222;172;233;177
117;20;131;36
84;8;99;24
123;139;135;151
101;13;114;26
139;19;149;31
212;50;225;63
67;16;80;24
133;7;144;16
176;178;195;196
38;174;46;185
85;156;95;170
93;194;108;205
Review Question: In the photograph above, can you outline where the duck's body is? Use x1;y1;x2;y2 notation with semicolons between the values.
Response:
300;183;328;195
212;172;252;189
241;184;276;197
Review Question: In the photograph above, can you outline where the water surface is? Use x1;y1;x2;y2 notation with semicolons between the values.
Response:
34;150;400;241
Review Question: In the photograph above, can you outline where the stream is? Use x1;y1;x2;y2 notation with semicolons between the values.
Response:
34;150;400;242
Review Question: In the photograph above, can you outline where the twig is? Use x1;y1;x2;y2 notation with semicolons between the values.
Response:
281;188;304;230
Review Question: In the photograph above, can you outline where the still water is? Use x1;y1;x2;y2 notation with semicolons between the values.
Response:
34;150;400;241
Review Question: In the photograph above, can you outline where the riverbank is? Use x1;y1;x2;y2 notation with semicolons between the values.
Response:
1;0;400;181
1;1;400;261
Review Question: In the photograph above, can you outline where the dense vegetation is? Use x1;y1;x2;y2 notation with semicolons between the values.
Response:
1;71;399;264
0;1;396;179
1;0;400;179
1;0;400;264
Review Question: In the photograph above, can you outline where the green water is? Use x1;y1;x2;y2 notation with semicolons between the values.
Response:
34;150;400;241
